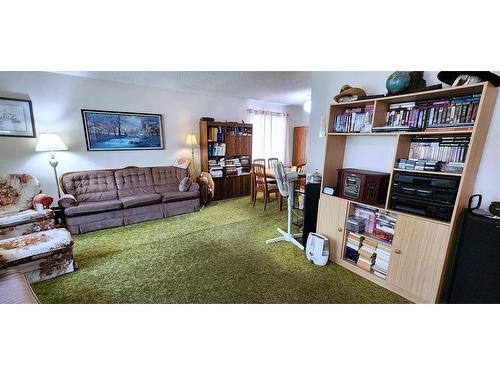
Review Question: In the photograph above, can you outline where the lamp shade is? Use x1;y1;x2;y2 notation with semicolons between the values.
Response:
35;133;68;152
186;134;198;146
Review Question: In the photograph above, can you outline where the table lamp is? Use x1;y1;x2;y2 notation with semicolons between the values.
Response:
35;133;68;198
186;134;198;178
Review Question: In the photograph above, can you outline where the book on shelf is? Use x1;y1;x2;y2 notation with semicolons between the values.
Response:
345;232;363;263
356;257;373;272
372;269;387;279
352;204;396;244
294;194;305;210
354;206;377;233
381;94;480;132
409;135;469;163
333;105;374;133
208;142;226;156
395;134;470;173
358;247;376;261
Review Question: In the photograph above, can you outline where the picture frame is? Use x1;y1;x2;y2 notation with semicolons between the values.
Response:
0;97;36;138
81;109;164;151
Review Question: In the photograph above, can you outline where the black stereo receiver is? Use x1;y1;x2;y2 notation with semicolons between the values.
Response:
390;172;460;222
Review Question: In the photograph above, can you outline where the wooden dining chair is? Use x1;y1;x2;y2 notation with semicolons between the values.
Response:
251;159;266;203
252;163;282;211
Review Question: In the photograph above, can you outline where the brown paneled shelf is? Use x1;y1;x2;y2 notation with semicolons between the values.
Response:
317;82;498;303
200;120;253;200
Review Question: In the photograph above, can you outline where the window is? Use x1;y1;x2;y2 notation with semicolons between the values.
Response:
248;109;287;162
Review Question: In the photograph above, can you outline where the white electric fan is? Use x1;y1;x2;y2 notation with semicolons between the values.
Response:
266;161;304;250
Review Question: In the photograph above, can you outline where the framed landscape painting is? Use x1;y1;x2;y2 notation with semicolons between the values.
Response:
82;109;164;151
0;97;36;138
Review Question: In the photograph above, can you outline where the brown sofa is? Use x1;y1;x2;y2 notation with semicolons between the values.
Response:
59;166;200;234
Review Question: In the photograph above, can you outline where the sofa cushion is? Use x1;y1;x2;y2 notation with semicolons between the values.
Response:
179;177;192;192
161;190;200;203
120;193;162;208
65;200;123;217
152;166;187;193
0;272;39;304
61;170;118;202
0;228;72;267
58;194;78;208
115;167;155;198
0;209;54;229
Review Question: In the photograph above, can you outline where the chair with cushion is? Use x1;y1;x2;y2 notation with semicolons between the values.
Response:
252;163;282;211
0;174;76;284
0;174;55;241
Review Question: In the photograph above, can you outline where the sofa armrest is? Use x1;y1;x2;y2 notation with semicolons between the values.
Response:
188;182;200;192
58;194;78;208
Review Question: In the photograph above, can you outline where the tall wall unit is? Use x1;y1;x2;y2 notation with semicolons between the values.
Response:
200;120;253;200
316;82;498;303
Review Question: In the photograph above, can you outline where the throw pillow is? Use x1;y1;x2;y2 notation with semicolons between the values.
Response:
59;194;78;208
179;177;192;192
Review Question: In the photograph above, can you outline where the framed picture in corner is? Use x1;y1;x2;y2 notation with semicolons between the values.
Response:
81;109;164;151
0;97;36;138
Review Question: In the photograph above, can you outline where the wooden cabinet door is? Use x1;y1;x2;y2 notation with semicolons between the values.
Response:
387;215;450;303
225;135;235;156
316;195;348;261
241;136;251;155
292;126;308;166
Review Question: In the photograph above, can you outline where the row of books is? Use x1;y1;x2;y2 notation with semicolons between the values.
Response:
208;156;251;177
357;236;377;272
353;205;397;244
208;142;226;157
408;135;470;163
382;94;480;131
226;127;251;136
344;232;392;279
294;193;305;210
373;244;391;279
332;105;374;133
208;126;223;143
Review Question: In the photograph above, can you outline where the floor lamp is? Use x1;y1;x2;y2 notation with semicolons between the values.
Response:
186;134;198;179
35;133;68;198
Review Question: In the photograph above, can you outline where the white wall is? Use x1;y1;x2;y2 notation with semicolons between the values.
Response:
308;71;500;208
0;72;295;198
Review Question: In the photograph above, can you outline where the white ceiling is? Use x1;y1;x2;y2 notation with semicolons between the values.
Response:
53;71;312;106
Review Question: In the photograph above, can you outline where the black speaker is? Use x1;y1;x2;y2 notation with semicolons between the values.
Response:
302;183;321;245
447;207;500;303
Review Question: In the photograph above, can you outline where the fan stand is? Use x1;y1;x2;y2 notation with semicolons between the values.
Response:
266;180;304;251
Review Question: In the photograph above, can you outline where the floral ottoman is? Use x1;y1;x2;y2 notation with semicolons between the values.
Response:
0;228;76;283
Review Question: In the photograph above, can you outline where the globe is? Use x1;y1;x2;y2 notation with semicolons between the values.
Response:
386;71;411;94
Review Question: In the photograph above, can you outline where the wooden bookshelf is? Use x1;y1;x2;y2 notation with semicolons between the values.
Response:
199;120;253;200
316;82;498;303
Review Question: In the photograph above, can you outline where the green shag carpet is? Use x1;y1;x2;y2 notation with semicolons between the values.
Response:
33;197;408;303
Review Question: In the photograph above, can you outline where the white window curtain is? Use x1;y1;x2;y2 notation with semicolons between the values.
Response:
248;109;287;162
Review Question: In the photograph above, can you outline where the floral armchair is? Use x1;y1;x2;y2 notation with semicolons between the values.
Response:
0;174;55;240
